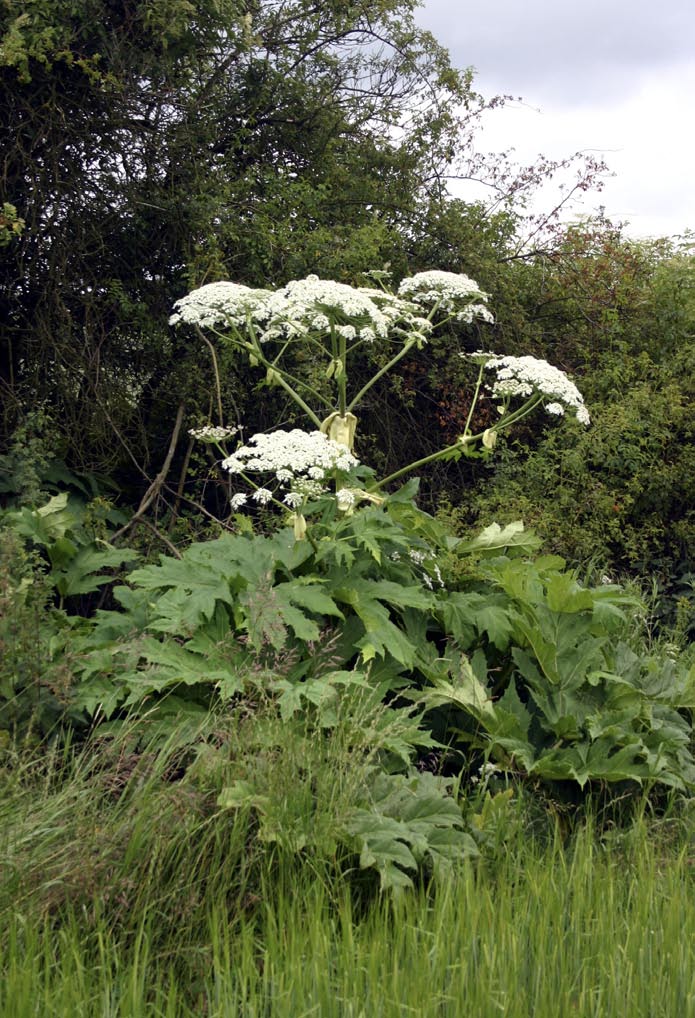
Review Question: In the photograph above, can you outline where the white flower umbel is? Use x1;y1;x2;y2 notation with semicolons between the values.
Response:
469;352;591;425
188;424;240;442
397;271;493;323
222;429;359;482
170;282;272;329
336;488;356;511
283;491;304;509
259;275;422;343
251;487;273;505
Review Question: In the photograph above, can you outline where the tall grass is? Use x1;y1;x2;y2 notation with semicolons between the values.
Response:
2;728;695;1017
2;822;695;1017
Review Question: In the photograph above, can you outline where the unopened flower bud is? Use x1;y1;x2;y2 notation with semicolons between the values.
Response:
291;513;307;541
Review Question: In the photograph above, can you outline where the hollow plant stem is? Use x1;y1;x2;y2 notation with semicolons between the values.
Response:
347;339;416;413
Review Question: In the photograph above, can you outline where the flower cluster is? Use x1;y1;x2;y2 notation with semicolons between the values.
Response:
467;352;591;425
390;548;444;590
470;761;501;785
170;274;437;344
259;275;427;344
188;424;240;443
223;429;359;513
397;271;494;323
223;428;358;477
169;282;272;329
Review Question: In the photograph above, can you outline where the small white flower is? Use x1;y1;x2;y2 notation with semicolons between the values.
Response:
172;273;441;350
276;468;293;483
252;487;273;505
258;275;412;343
222;429;358;480
230;493;248;510
544;402;565;416
189;424;239;442
283;491;304;508
293;478;327;499
336;488;356;511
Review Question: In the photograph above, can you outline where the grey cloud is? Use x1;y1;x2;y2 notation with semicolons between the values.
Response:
415;0;695;105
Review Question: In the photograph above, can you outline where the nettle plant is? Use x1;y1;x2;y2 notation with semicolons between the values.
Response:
66;270;694;889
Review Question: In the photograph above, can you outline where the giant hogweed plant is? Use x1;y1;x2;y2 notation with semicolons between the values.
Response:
33;270;695;887
172;271;590;535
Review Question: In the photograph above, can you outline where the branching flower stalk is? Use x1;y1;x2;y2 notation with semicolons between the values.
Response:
172;270;590;534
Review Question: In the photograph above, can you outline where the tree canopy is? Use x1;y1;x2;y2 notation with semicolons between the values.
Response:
1;0;497;469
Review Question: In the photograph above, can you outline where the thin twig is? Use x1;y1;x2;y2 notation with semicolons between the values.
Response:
168;434;195;533
161;483;237;532
112;403;185;541
130;516;183;559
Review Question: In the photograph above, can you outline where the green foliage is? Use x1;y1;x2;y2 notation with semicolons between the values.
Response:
3;739;695;1015
4;492;137;601
211;688;469;891
427;550;695;790
49;487;693;801
0;491;137;739
0;528;63;739
69;500;442;719
430;227;695;634
0;201;23;246
343;770;478;890
461;352;695;631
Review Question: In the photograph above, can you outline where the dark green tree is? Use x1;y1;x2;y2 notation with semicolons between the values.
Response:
0;0;488;482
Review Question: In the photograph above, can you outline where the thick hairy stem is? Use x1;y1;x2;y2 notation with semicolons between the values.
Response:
269;371;324;428
461;363;485;439
338;331;347;418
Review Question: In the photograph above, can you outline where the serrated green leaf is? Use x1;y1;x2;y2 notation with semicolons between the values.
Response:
422;649;496;722
492;682;533;741
474;602;513;650
53;543;139;597
275;581;344;618
344;772;475;889
544;571;595;613
456;521;543;555
438;592;479;647
72;675;124;718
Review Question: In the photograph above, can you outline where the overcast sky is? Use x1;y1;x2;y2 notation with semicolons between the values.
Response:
414;0;695;239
